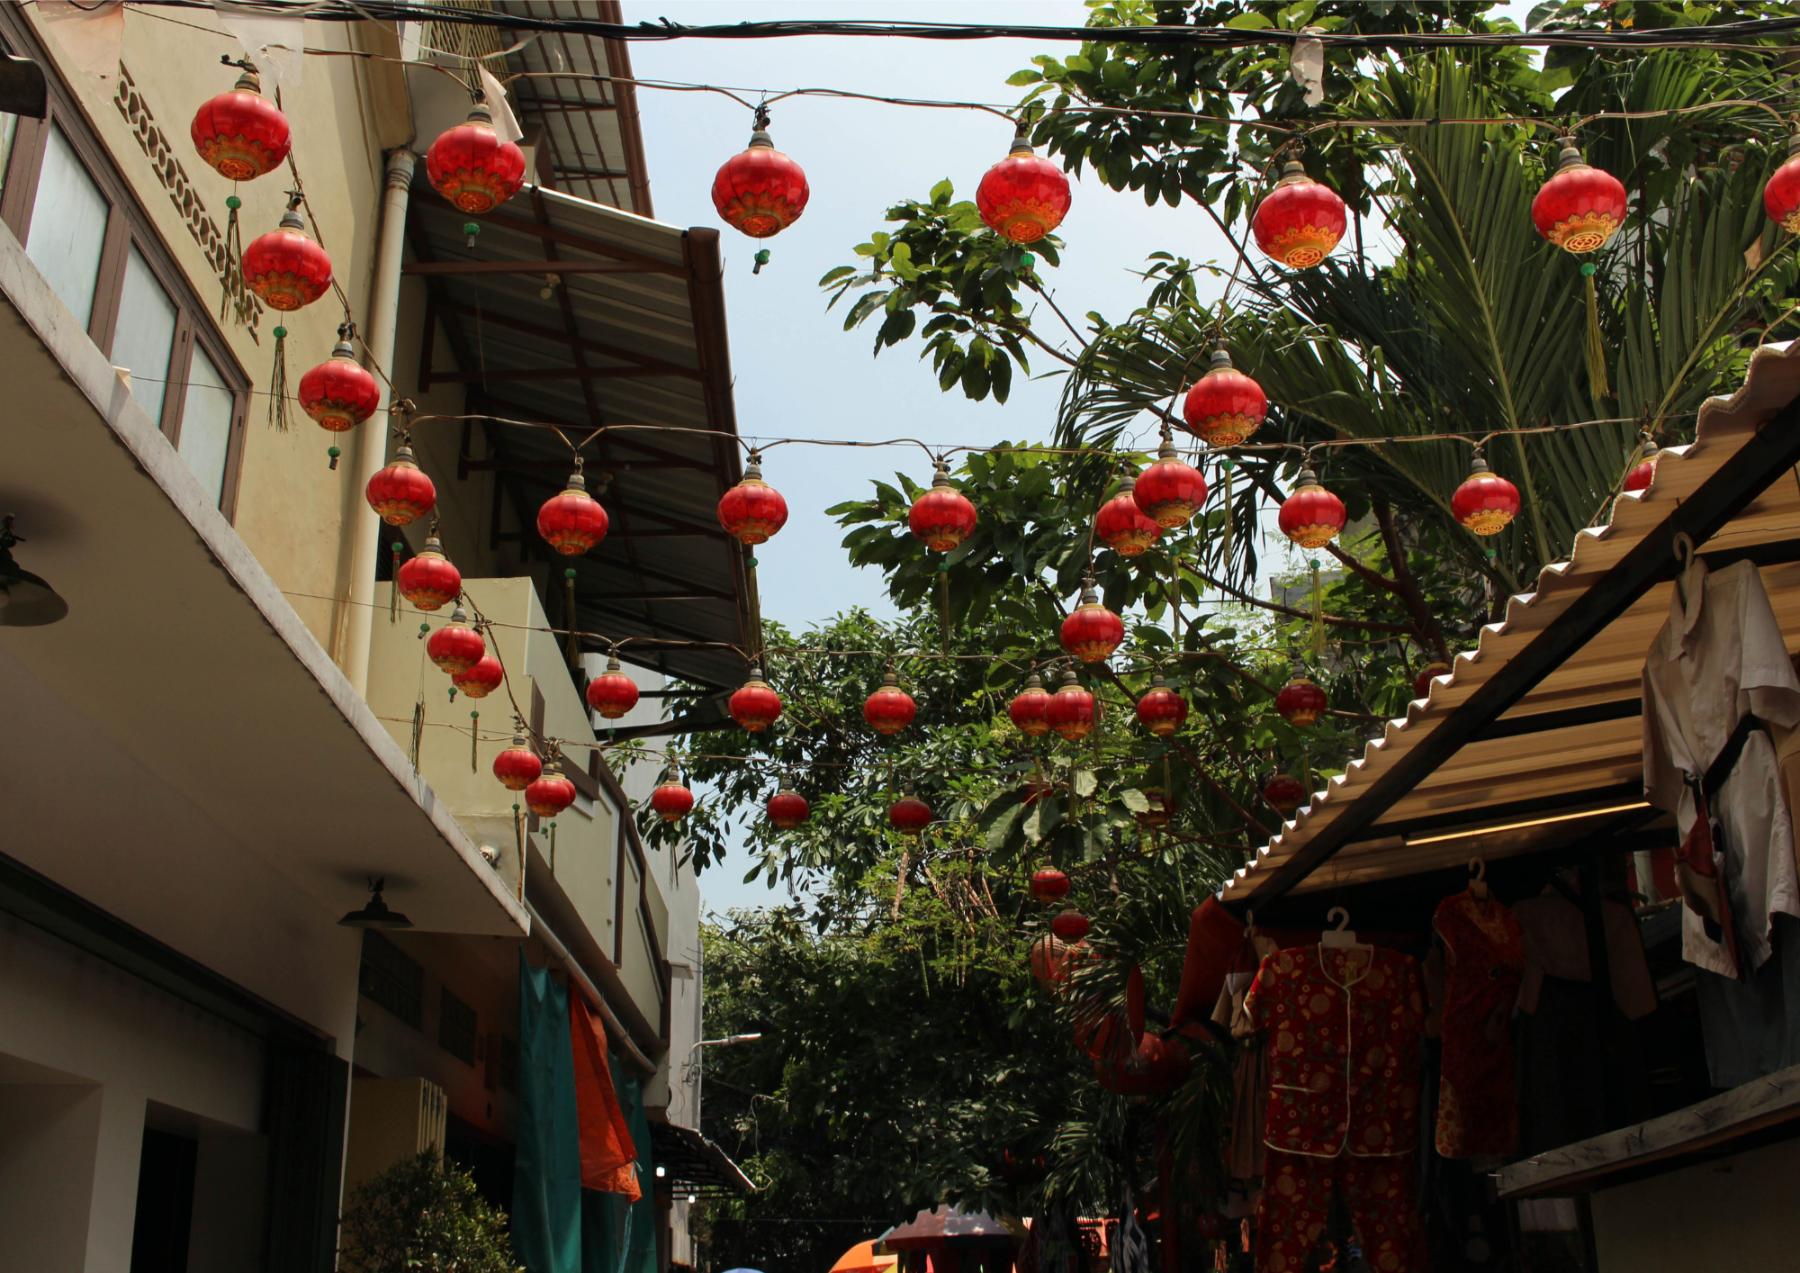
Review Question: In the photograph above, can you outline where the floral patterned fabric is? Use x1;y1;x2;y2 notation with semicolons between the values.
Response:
1431;889;1522;1159
1255;1150;1425;1273
1245;944;1425;1158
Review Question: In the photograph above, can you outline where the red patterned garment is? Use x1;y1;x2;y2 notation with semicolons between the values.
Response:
1245;944;1425;1158
1432;889;1523;1159
1257;1151;1423;1273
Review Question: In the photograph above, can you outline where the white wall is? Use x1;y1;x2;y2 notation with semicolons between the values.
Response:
1590;1137;1800;1267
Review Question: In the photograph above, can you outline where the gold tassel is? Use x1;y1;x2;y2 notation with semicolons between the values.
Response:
267;324;290;430
389;542;402;623
514;804;526;902
938;564;952;653
1583;266;1611;402
563;566;579;666
219;192;243;322
410;696;424;769
1309;559;1325;659
470;709;479;773
1220;458;1234;575
548;821;557;872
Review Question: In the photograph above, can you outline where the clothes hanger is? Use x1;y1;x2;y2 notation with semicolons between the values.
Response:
1320;905;1362;948
1672;530;1696;611
1468;856;1489;900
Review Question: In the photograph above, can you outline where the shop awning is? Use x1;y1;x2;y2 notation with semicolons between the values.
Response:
647;1118;755;1197
1223;341;1800;912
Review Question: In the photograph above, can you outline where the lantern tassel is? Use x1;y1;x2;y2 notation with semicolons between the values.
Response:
514;804;526;902
548;821;557;873
563;567;579;667
1220;459;1234;575
938;565;952;653
470;709;479;773
219;192;243;322
267;324;290;430
389;541;402;623
410;695;425;770
1583;267;1611;401
1309;560;1325;659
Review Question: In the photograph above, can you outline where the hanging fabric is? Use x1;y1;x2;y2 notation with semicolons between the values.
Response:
514;954;582;1273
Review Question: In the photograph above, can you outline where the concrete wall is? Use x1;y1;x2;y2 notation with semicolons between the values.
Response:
1589;1137;1800;1268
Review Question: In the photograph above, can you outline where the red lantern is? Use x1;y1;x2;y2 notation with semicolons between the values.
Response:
1764;133;1800;234
1133;438;1208;529
767;789;810;830
864;670;917;736
298;329;380;433
1413;660;1451;700
729;667;783;733
717;455;789;545
526;770;576;819
651;777;695;823
426;102;526;215
976;127;1071;244
1181;349;1268;448
908;461;978;552
1252;160;1347;269
191;68;290;182
1060;577;1124;664
1452;454;1520;537
1263;772;1307;818
585;654;639;720
1532;138;1627;254
1276;672;1327;728
889;795;933;836
367;443;437;526
453;654;503;699
711;115;809;238
1135;674;1187;737
1278;468;1346;549
537;468;609;556
426;604;485;675
1623;440;1660;494
1047;669;1099;742
1010;673;1052;737
493;734;542;792
1051;908;1091;943
1094;474;1161;558
1029;933;1075;988
241;197;332;311
396;534;461;612
1029;866;1070;903
1137;787;1173;829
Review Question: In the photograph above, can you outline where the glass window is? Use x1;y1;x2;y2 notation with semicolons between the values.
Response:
26;126;108;330
178;344;234;507
112;247;177;423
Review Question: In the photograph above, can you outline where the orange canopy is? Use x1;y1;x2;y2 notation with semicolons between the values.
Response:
829;1239;898;1273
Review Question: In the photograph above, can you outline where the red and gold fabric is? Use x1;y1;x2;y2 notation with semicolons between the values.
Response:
1254;1151;1424;1273
1432;889;1523;1159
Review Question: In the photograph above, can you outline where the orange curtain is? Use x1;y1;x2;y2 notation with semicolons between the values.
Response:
567;989;642;1201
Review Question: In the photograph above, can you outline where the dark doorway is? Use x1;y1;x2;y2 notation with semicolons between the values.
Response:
131;1126;198;1273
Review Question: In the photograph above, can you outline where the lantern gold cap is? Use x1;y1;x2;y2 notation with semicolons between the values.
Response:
747;128;774;150
881;668;899;687
605;652;623;672
1468;453;1492;475
1059;667;1080;687
1025;671;1044;689
448;603;469;623
234;68;262;93
930;461;953;487
1554;136;1586;169
1208;348;1234;372
1278;159;1308;183
1157;437;1179;461
564;469;588;492
1294;466;1321;488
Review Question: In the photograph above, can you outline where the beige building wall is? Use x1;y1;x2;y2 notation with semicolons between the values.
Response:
1589;1137;1800;1267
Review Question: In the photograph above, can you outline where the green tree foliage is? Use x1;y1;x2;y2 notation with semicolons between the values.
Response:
338;1152;520;1273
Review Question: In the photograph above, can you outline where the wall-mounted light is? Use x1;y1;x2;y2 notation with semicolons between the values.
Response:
339;877;413;929
0;515;67;626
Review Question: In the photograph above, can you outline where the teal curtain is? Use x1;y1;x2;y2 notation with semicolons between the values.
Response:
514;954;582;1273
583;1053;658;1273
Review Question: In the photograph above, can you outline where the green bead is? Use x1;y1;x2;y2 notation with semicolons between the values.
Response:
1309;558;1321;570
463;221;480;237
745;555;758;569
391;541;403;554
1020;252;1037;268
1221;458;1235;472
471;710;479;719
936;560;951;573
419;622;430;635
272;325;287;340
564;566;577;580
327;445;342;459
225;195;241;210
753;249;771;264
1579;262;1597;277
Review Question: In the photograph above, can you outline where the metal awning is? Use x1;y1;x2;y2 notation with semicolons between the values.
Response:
1223;341;1800;910
407;185;751;695
647;1119;755;1197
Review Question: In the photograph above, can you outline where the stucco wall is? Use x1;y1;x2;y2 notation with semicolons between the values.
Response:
1589;1137;1800;1268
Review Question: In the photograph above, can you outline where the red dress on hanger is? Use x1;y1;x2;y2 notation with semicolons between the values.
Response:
1432;887;1524;1159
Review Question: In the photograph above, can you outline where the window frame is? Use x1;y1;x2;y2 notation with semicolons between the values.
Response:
0;16;251;521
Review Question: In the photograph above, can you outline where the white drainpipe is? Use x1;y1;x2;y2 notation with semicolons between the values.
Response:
340;147;416;696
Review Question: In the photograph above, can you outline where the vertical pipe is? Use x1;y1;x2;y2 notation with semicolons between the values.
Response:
341;148;416;696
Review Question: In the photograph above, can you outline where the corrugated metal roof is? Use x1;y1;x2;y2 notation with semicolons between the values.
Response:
409;185;749;694
1224;340;1800;905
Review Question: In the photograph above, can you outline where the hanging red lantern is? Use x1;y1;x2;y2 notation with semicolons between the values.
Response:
1046;669;1099;742
1135;674;1188;737
426;604;485;675
1029;867;1071;904
396;534;461;612
453;654;503;699
717;454;789;545
1029;933;1075;988
712;111;809;238
1452;454;1520;537
1094;473;1161;557
1137;787;1174;829
1413;660;1452;700
526;769;576;819
298;326;380;437
585;654;639;720
1051;908;1091;943
1133;437;1208;529
767;789;810;830
651;776;696;823
367;443;437;526
1010;672;1053;737
493;734;543;792
241;195;332;311
889;795;933;836
1278;467;1346;549
908;461;978;552
537;467;609;556
1623;441;1660;494
1251;159;1347;269
976;126;1071;244
1276;672;1327;728
729;667;783;733
1764;133;1800;233
191;67;290;182
1263;772;1307;818
863;670;917;736
426;101;526;215
1531;137;1627;254
1060;577;1124;664
1181;348;1268;448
